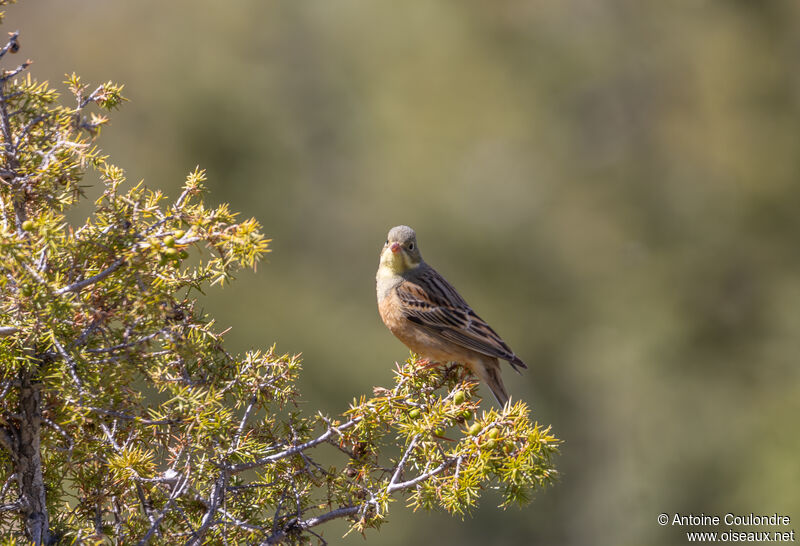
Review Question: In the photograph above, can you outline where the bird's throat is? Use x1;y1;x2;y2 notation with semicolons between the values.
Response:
379;248;418;274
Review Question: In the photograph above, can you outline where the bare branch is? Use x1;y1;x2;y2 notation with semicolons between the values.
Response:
82;406;181;426
42;418;74;453
0;379;13;402
0;31;19;59
99;422;122;452
262;449;458;544
217;509;267;533
0;326;19;337
51;336;85;396
174;184;193;209
225;417;361;474
0;43;22;198
85;327;168;354
230;395;257;453
0;426;17;462
0;472;16;500
20;260;46;285
135;472;192;546
185;472;226;546
387;456;459;493
0;501;22;513
388;435;419;488
16;373;50;544
79;85;107;109
263;506;360;545
55;256;126;295
14;114;48;149
0;59;32;83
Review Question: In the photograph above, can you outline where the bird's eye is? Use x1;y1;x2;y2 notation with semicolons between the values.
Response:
408;242;415;250
385;240;389;245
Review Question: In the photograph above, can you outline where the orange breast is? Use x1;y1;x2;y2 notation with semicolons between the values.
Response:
378;288;413;344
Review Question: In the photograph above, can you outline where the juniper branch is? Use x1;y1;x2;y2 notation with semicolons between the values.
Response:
225;417;362;474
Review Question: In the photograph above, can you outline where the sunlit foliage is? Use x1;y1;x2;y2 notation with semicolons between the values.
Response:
0;21;558;545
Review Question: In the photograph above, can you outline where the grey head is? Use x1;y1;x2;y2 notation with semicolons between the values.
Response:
385;225;423;265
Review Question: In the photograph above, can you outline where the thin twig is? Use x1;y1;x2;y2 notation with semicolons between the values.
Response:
263;506;360;545
225;417;361;474
174;185;193;209
21;260;46;285
42;418;74;453
185;473;226;546
0;50;21;177
81;406;181;426
230;395;257;452
0;501;22;513
217;508;265;532
388;435;419;488
0;428;16;462
51;336;85;396
136;472;192;546
263;448;458;543
387;457;458;493
0;473;16;500
99;422;121;452
0;60;32;83
0;32;19;60
85;327;168;354
78;85;106;109
55;256;126;295
14;114;47;149
0;380;12;402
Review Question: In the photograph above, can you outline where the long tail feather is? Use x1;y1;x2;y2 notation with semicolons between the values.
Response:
471;358;509;406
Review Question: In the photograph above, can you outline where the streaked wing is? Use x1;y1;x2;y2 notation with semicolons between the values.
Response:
396;265;527;370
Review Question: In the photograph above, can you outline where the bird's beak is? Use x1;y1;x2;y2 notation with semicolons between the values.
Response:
390;242;401;254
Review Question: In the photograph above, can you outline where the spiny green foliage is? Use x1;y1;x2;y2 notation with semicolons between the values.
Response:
339;361;558;533
0;22;558;546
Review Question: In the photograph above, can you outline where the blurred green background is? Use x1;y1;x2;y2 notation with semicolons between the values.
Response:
11;1;800;544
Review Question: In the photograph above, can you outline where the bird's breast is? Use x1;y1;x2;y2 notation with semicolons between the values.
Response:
377;285;405;331
378;285;465;362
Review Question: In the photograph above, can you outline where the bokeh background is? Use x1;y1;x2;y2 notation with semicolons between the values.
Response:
10;1;800;544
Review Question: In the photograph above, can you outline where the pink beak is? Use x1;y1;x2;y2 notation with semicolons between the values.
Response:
390;242;401;253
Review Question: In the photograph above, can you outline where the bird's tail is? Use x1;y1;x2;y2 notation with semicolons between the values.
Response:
472;358;509;406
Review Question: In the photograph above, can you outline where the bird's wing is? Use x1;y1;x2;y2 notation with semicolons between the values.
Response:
396;266;527;371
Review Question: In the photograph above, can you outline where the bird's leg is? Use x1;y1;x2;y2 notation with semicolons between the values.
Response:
415;358;441;370
441;363;457;382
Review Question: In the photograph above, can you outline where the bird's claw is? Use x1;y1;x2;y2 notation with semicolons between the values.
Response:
415;358;440;370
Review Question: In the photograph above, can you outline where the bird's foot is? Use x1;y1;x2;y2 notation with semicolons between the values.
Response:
415;358;440;370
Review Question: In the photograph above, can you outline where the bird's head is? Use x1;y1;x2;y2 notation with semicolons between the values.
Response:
379;225;422;273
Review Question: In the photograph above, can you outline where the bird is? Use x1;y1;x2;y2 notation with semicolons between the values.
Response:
376;225;527;405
